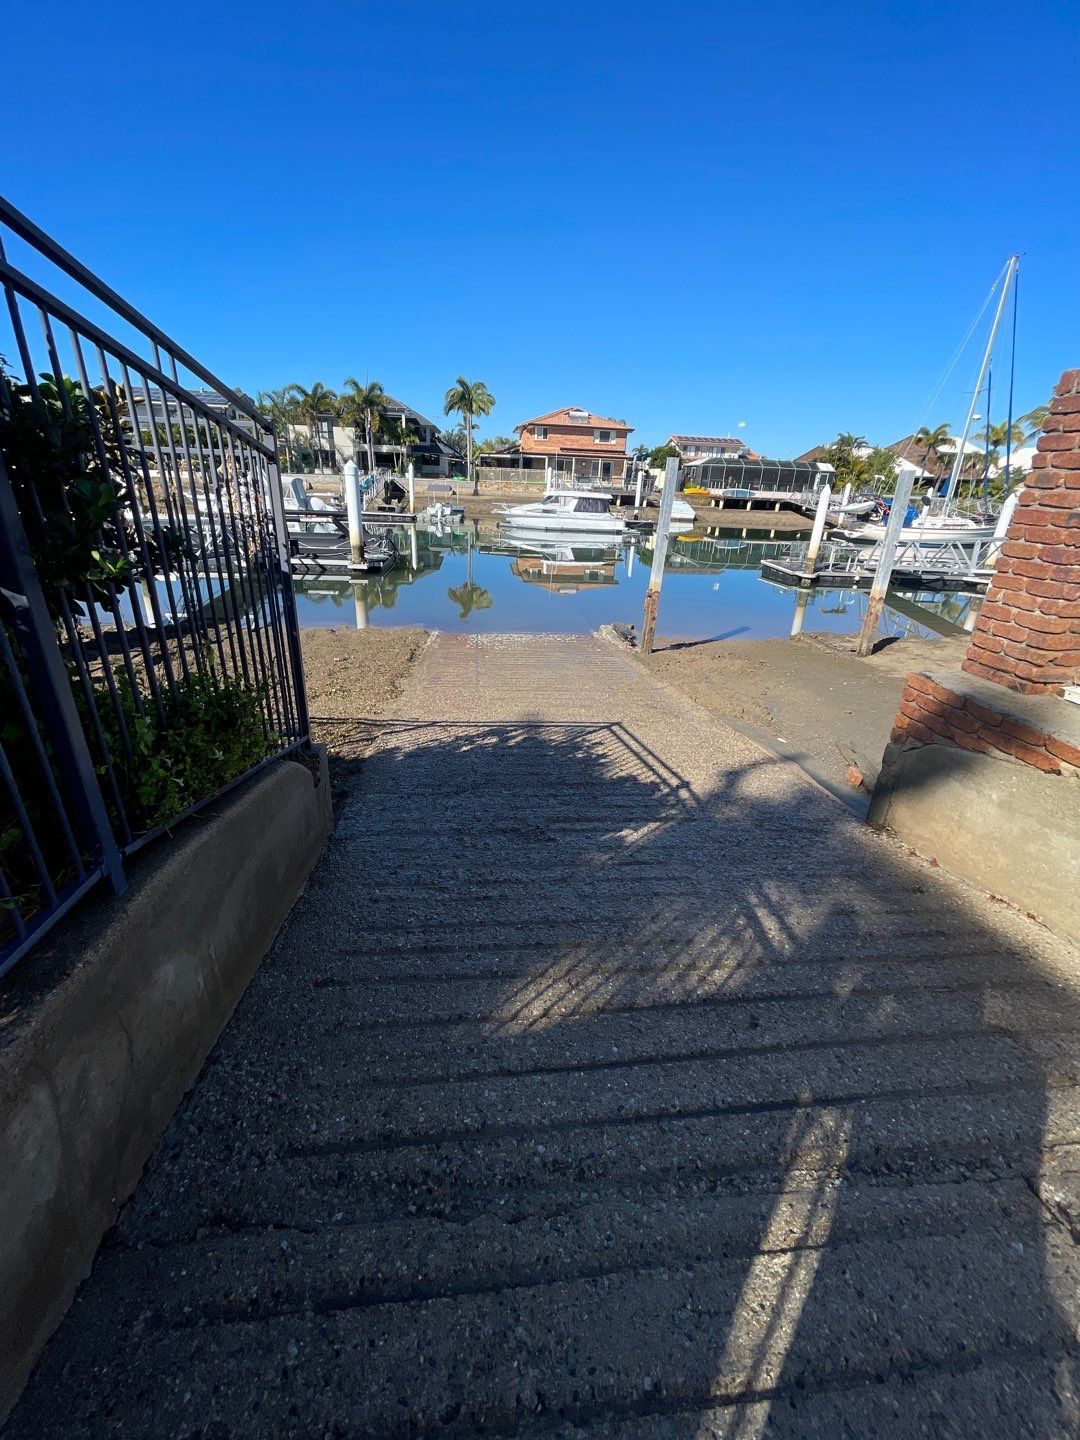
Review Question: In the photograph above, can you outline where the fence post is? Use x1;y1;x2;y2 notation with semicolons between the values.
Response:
0;453;126;893
264;444;312;739
640;457;680;654
856;471;914;657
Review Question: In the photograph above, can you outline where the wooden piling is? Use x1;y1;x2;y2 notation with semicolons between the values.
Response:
640;457;680;654
856;472;914;656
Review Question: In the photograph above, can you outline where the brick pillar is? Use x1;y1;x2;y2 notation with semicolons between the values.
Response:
962;368;1080;695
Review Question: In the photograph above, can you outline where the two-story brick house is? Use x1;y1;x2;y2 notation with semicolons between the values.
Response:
517;407;633;482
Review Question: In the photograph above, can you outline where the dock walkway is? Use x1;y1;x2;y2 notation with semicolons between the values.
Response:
7;634;1080;1438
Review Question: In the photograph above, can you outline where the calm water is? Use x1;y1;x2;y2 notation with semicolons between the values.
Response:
292;522;981;643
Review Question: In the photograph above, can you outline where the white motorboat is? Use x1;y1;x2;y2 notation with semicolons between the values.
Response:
494;488;628;533
420;501;465;526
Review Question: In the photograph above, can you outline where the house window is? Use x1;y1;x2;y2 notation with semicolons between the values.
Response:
594;429;614;443
534;425;548;439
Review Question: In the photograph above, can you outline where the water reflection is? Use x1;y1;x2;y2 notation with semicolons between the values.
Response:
291;521;983;643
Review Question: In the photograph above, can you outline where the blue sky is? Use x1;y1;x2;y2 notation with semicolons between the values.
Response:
5;0;1078;456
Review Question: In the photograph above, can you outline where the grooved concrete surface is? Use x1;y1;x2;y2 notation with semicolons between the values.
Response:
7;633;1080;1439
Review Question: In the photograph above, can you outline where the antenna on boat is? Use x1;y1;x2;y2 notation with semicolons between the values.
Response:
944;255;1019;505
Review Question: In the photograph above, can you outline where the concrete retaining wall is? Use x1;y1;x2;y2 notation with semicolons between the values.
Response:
0;751;332;1422
869;740;1079;942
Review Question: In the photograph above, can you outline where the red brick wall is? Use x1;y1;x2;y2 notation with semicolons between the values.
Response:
962;368;1080;695
892;674;1080;775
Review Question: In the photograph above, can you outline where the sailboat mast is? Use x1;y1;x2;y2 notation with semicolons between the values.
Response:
945;255;1019;504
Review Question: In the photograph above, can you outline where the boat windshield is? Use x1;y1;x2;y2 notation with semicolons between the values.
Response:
572;496;611;513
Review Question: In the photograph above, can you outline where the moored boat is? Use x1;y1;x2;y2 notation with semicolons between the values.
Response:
833;507;996;546
494;488;628;533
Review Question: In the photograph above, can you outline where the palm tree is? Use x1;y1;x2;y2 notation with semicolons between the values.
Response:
380;414;420;474
340;378;387;474
1018;405;1050;444
447;534;493;617
443;377;495;494
256;387;302;470
913;423;951;479
833;432;868;456
292;382;339;473
977;420;1029;496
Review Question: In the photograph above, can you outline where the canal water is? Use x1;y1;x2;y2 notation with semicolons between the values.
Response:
292;523;981;643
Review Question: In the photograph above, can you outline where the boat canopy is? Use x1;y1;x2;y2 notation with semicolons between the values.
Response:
541;490;613;512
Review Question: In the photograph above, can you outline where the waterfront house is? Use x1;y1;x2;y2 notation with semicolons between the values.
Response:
331;394;457;477
887;434;991;490
480;406;633;483
667;435;760;463
795;435;988;492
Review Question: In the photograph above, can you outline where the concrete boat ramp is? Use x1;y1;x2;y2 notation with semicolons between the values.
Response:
7;633;1080;1438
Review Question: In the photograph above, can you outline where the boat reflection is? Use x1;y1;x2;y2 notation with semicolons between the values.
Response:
499;529;621;594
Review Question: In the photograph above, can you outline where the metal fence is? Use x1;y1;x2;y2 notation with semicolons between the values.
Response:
0;196;309;978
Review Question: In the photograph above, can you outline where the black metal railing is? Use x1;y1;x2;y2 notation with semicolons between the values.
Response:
0;195;310;978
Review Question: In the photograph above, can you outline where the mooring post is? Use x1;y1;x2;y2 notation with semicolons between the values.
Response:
856;471;914;656
640;456;680;654
634;463;645;510
790;588;811;637
804;483;832;576
351;580;369;629
407;461;415;516
344;460;365;568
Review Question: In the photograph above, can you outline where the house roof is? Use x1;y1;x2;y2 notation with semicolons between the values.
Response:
380;393;441;432
887;434;983;478
794;435;990;478
669;435;744;447
516;406;633;434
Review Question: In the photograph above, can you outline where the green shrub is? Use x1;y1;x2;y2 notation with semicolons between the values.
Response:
93;670;275;829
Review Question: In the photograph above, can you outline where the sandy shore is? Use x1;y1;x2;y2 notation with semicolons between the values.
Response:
300;627;428;794
636;629;969;811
